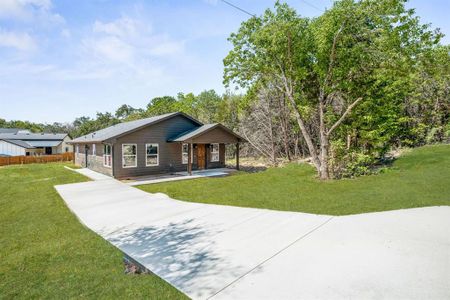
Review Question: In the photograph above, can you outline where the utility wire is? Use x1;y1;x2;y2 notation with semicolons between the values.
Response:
299;0;325;12
221;0;325;17
220;0;256;17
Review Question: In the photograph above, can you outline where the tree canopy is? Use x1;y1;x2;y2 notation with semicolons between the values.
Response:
224;0;449;179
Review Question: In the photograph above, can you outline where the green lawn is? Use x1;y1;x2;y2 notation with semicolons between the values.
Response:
139;144;450;215
0;163;187;299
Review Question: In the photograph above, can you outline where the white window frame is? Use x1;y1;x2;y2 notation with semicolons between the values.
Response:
182;143;193;164
211;143;220;162
146;143;159;167
92;144;96;155
103;144;112;168
122;144;137;168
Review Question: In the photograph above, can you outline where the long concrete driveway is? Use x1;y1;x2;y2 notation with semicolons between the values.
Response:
55;174;450;300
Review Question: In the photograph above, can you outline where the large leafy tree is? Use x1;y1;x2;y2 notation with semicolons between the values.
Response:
224;0;442;179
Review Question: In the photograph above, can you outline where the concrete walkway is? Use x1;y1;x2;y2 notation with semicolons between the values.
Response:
123;168;234;186
64;166;112;181
55;176;450;300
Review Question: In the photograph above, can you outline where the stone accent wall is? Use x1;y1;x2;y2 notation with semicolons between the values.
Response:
75;149;113;177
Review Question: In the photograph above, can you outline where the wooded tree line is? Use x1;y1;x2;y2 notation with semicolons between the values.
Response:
1;0;448;179
224;0;450;179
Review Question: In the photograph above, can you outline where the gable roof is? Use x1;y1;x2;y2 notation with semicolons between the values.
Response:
1;139;34;148
0;128;21;134
169;123;246;142
0;133;67;140
70;112;202;144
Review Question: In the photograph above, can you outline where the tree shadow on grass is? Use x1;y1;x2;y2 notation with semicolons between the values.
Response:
107;218;242;298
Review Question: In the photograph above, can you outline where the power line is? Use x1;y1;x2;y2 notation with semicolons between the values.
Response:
299;0;325;12
220;0;326;18
220;0;256;17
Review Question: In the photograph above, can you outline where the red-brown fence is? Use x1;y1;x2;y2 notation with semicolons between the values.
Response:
0;152;74;166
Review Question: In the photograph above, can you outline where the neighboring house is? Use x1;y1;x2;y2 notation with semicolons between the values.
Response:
0;128;31;134
70;112;245;179
0;130;73;156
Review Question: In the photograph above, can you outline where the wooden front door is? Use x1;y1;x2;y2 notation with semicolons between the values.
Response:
197;144;206;169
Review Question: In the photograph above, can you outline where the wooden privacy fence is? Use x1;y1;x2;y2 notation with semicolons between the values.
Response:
0;152;74;166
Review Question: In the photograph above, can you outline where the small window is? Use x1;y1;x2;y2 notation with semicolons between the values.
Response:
65;147;69;153
92;144;96;155
182;143;194;164
103;144;112;168
122;144;137;168
211;143;219;162
146;144;159;166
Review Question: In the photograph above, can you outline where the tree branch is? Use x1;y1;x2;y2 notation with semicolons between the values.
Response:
327;97;362;136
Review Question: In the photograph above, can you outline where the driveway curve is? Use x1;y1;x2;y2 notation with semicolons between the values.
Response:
55;175;450;300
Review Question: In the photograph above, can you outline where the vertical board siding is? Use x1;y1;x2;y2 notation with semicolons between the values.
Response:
113;115;199;178
72;115;236;179
0;140;26;156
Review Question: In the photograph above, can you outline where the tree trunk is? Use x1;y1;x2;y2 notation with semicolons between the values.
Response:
318;92;330;180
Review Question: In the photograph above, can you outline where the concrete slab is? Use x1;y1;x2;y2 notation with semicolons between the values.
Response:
55;178;450;300
212;207;450;300
64;166;112;181
125;168;234;186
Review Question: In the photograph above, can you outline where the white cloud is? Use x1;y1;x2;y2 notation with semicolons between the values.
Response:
0;28;36;51
93;17;141;39
61;28;71;38
0;0;63;24
148;38;184;56
85;16;184;64
86;36;134;62
0;0;49;18
203;0;218;5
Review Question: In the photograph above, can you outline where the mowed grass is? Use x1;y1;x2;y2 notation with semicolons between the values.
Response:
139;145;450;215
0;163;187;299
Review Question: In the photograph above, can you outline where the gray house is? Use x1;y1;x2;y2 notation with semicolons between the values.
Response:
0;129;72;156
70;112;245;179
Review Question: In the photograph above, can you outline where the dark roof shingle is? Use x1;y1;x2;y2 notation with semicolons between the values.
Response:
71;112;201;143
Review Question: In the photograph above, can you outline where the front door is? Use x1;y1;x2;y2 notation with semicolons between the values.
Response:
197;144;206;169
45;147;52;155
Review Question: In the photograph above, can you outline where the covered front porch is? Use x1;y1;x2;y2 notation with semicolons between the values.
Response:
169;123;246;175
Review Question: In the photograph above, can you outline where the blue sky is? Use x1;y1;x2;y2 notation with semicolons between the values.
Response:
0;0;449;123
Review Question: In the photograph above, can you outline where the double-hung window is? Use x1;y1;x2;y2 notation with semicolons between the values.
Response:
211;143;220;162
146;144;159;166
122;144;137;168
103;144;112;167
182;143;192;164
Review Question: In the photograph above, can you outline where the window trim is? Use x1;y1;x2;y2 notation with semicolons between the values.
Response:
103;144;112;168
122;143;137;168
145;143;159;167
211;143;220;162
181;143;193;164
